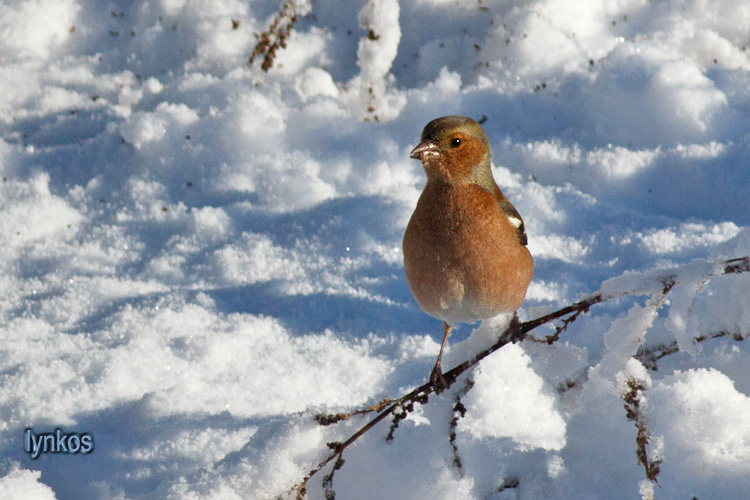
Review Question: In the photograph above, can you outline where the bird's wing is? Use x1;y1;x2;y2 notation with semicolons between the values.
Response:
497;197;528;246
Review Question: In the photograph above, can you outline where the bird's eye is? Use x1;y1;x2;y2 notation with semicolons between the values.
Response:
450;138;462;148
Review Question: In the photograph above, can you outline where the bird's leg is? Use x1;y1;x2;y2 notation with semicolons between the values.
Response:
430;321;452;394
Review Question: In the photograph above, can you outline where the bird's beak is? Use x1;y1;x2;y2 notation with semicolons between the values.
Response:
410;139;438;159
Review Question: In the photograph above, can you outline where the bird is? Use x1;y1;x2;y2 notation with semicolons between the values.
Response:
402;115;534;393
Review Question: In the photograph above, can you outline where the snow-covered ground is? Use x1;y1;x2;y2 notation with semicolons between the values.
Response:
1;0;750;498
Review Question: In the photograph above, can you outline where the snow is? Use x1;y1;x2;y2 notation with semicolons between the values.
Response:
460;343;567;451
650;368;750;497
1;0;750;499
0;466;57;500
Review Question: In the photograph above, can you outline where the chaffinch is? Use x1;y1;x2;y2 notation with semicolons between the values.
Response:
403;115;534;393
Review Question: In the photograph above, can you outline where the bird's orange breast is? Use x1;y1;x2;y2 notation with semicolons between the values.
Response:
403;182;533;325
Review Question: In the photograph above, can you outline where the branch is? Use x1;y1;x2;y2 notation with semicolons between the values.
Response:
636;330;748;371
448;378;474;475
622;378;662;485
289;256;750;498
247;1;310;72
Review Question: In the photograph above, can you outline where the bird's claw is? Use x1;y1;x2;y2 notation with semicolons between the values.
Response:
430;364;449;394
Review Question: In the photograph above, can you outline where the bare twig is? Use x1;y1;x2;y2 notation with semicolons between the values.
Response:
723;256;750;274
495;477;520;494
248;1;308;72
314;399;394;426
636;330;748;371
449;378;474;475
622;378;661;484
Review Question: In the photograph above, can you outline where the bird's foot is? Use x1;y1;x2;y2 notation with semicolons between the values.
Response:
508;312;524;342
430;363;449;394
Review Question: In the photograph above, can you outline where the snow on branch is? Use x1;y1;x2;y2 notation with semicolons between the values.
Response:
356;0;401;121
622;377;662;488
288;256;750;499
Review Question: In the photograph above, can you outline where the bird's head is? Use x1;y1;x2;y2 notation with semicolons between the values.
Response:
410;115;492;184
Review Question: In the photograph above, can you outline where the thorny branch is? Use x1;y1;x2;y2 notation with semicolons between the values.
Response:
290;256;750;498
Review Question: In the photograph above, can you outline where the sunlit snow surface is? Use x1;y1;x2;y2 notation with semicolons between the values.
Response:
1;1;750;499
